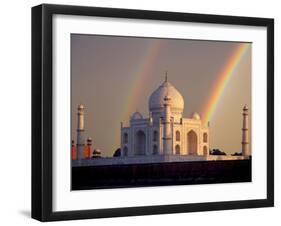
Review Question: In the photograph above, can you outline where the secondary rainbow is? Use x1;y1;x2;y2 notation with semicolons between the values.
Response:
122;40;163;120
202;43;250;124
113;40;163;146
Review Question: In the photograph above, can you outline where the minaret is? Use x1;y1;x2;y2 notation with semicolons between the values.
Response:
76;104;85;160
242;105;250;156
162;95;172;155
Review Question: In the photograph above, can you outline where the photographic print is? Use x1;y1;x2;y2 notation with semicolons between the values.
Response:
71;35;252;190
32;4;274;221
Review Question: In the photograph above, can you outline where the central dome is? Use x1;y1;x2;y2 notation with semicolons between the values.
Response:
149;79;184;116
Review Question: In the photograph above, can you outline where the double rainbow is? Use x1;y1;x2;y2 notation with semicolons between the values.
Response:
113;41;250;148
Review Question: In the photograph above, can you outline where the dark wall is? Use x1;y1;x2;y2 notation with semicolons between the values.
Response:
72;159;251;190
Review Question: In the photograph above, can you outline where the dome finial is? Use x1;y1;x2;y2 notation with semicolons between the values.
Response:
165;71;168;82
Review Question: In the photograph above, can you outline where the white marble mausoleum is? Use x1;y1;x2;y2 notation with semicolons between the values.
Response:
120;77;210;157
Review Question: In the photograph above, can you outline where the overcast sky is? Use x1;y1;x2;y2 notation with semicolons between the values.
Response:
71;34;251;156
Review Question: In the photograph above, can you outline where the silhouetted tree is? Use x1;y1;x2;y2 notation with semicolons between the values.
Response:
113;148;121;157
231;152;242;156
210;149;226;155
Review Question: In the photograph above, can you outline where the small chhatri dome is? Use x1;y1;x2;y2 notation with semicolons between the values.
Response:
78;104;84;109
243;105;249;111
92;148;102;158
93;148;101;154
191;112;201;120
87;137;92;144
131;111;143;120
149;76;184;112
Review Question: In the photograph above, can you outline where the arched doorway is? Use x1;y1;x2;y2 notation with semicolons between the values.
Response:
123;133;128;144
135;130;146;155
187;130;198;155
153;130;158;142
203;133;208;142
123;146;128;156
176;131;180;141
153;144;158;155
203;146;208;155
175;144;180;154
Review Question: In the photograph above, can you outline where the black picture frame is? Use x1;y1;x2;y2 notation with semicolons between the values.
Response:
32;4;274;222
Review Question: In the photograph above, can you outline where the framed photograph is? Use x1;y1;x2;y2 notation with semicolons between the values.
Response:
32;4;274;221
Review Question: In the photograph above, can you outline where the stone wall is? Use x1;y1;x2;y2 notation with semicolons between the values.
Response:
72;154;249;167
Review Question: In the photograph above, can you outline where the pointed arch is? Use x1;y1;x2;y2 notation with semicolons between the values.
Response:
135;130;146;155
123;146;128;156
123;132;128;144
203;133;208;143
153;130;158;142
175;130;180;141
153;144;158;155
175;144;180;155
203;146;208;155
187;130;198;155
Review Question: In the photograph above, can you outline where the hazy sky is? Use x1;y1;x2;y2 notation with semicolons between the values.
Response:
71;34;251;156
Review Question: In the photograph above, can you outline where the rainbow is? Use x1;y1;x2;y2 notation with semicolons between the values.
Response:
113;40;163;145
112;41;249;148
202;43;250;124
122;40;163;119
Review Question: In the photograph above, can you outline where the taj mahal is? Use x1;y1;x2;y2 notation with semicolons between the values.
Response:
120;75;209;157
72;76;250;167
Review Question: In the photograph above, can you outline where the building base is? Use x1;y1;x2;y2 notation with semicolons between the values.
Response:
72;154;250;167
